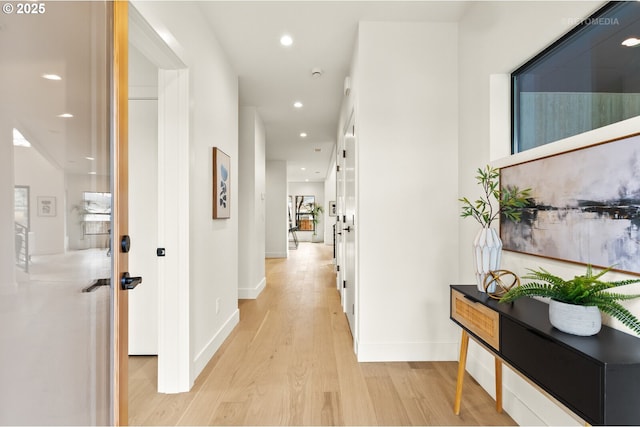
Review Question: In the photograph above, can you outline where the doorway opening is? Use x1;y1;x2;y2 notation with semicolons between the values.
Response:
128;3;190;396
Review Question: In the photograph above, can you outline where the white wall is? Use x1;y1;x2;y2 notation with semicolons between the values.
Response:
238;107;266;299
14;146;65;255
345;21;460;361
289;181;325;243
133;0;240;386
265;160;288;258
458;2;617;425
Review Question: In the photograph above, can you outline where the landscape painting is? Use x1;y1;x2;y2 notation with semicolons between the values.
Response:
500;133;640;275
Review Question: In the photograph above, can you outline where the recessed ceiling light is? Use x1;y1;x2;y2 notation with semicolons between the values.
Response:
300;132;307;138
58;113;73;118
301;167;306;171
88;171;97;175
280;34;293;47
42;74;62;81
293;101;303;108
305;179;309;182
622;37;640;47
85;156;95;161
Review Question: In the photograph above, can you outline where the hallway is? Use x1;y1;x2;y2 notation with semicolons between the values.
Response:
129;243;515;426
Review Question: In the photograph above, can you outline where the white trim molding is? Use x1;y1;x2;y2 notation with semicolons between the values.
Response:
238;277;266;300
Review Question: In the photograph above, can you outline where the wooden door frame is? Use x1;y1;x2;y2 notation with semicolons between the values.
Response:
113;1;129;424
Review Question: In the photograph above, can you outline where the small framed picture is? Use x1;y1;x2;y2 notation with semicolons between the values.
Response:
37;196;56;217
212;147;231;219
328;201;337;217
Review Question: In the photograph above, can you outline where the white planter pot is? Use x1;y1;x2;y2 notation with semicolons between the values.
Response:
473;227;502;292
549;299;602;336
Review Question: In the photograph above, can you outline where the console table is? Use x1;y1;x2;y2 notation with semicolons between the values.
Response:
450;284;640;426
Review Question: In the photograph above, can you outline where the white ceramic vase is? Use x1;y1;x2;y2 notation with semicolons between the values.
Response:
473;227;502;292
548;299;602;336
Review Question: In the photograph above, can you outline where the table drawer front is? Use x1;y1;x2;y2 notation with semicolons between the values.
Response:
451;289;500;350
501;317;603;424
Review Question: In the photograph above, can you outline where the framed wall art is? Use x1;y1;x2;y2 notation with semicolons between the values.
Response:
212;147;230;219
37;196;56;217
500;132;640;274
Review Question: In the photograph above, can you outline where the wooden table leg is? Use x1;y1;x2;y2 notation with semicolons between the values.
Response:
495;357;503;413
454;329;469;415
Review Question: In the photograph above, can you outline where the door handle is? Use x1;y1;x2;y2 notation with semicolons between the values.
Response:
121;272;142;290
82;278;110;293
343;226;351;232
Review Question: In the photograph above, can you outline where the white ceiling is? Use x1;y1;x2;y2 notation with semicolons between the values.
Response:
1;2;111;176
198;1;469;182
2;1;468;181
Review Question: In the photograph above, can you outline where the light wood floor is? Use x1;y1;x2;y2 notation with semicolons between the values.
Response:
129;243;516;426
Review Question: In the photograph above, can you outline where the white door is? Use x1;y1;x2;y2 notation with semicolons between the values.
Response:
128;98;159;355
336;126;346;305
344;119;357;338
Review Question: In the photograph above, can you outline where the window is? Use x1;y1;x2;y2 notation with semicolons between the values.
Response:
14;186;29;229
81;191;111;235
512;2;640;153
294;195;316;231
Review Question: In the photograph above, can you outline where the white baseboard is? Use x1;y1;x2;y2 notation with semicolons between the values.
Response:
266;251;287;258
356;341;459;362
191;308;240;384
238;277;266;299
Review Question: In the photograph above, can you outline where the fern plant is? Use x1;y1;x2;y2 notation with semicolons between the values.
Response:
500;265;640;335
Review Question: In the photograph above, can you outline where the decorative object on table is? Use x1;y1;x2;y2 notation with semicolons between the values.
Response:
459;165;531;292
499;265;640;336
500;133;640;275
483;269;520;300
212;147;230;219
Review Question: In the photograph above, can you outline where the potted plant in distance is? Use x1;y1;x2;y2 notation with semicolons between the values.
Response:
311;204;324;242
500;265;640;336
459;165;531;292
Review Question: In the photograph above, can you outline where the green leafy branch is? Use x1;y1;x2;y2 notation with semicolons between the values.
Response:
459;165;531;228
